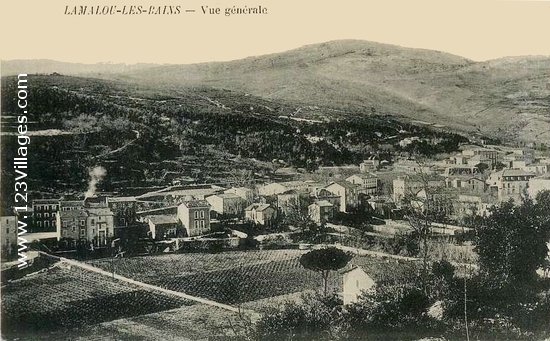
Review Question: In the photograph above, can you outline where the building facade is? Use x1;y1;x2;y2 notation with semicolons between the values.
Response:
32;199;60;231
244;203;277;225
346;173;379;195
325;181;361;212
497;169;536;202
206;193;245;216
341;266;375;305
308;201;334;225
177;200;211;237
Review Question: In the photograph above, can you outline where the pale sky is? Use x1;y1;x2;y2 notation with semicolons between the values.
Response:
1;0;550;64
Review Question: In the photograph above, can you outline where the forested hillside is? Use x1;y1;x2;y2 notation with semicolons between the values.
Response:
1;74;468;211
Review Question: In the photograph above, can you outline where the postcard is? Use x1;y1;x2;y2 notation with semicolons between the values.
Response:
1;0;550;340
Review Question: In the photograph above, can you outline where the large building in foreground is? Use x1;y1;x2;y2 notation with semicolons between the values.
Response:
177;200;211;237
56;198;114;246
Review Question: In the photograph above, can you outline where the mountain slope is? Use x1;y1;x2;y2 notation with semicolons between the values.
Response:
113;40;550;144
1;59;161;76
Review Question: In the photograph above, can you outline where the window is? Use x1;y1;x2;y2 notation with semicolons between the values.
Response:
200;220;205;228
80;220;85;226
81;229;85;235
194;211;199;219
37;213;41;218
45;213;49;218
6;228;9;234
72;226;76;232
200;210;205;219
62;230;67;237
91;219;95;225
194;221;198;229
38;221;42;228
45;221;50;228
63;221;68;228
52;213;56;218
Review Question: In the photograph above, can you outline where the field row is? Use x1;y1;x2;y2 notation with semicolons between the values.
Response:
87;249;304;281
86;250;419;305
1;265;194;336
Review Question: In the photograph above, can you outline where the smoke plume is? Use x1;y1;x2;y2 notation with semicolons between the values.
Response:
85;166;107;198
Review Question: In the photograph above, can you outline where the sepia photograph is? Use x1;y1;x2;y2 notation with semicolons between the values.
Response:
1;1;550;340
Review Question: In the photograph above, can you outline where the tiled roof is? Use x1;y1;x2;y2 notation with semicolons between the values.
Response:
182;200;210;208
59;209;88;218
107;196;136;203
245;203;271;211
33;199;61;204
313;200;333;207
502;169;535;177
87;208;114;216
147;215;178;225
211;193;242;200
348;173;378;180
326;180;358;190
60;200;84;207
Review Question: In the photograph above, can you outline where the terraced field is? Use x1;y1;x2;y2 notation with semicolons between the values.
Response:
1;264;194;338
87;249;419;305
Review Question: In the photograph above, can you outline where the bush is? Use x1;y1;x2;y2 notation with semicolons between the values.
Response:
255;292;347;341
346;283;433;333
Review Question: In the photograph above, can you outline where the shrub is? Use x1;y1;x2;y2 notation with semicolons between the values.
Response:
255;292;347;341
346;283;433;333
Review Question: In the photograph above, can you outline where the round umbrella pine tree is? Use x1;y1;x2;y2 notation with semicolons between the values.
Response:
299;247;353;296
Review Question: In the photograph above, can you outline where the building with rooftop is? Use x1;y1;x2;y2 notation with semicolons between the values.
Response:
206;193;245;216
56;204;114;247
497;169;536;202
177;200;211;237
392;174;445;204
107;196;137;227
325;180;361;212
308;200;335;225
32;199;60;231
346;173;379;195
244;203;277;225
147;215;179;240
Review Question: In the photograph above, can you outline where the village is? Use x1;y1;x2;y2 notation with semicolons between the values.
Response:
3;141;550;264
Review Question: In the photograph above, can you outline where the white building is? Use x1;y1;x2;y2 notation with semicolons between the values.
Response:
244;203;277;225
528;173;550;199
205;193;245;216
497;169;536;202
224;187;254;204
346;173;379;195
341;266;376;305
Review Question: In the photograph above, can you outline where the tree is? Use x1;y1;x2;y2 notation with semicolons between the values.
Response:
299;247;353;296
400;163;452;291
475;190;550;289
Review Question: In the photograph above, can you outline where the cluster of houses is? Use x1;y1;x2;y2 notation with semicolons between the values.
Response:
0;172;382;252
391;145;550;220
3;144;550;256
